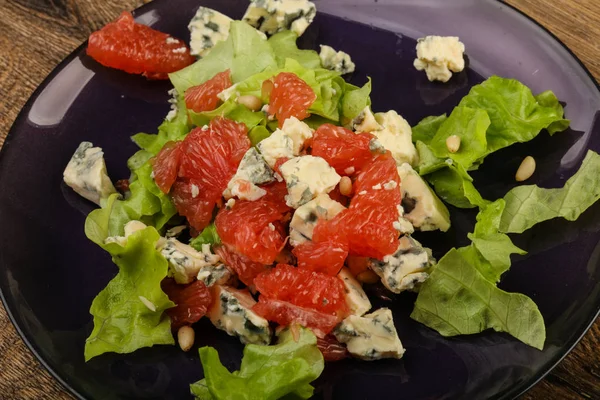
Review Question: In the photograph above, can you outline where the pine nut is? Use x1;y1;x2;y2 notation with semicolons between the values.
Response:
446;135;461;153
516;156;536;182
357;270;379;284
177;326;195;352
237;95;263;112
339;176;352;196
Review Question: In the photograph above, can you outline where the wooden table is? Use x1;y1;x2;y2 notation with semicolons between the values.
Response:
1;0;599;398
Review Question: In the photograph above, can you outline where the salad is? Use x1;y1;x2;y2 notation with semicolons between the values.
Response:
61;0;600;398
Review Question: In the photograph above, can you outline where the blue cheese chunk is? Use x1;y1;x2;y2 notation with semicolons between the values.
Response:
319;45;356;74
197;264;234;287
413;36;465;83
289;194;345;246
281;117;313;155
224;148;274;201
63;142;117;205
368;236;435;294
334;308;405;360
243;0;316;37
161;239;221;284
352;106;381;133
280;156;341;208
188;7;233;57
338;268;371;316
257;129;295;168
397;163;451;232
208;286;272;345
373;111;419;167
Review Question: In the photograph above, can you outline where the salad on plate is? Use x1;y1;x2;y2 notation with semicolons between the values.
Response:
61;0;600;398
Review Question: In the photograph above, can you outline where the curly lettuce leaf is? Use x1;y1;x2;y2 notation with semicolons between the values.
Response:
458;75;569;155
268;31;321;69
190;328;324;400
411;247;545;350
170;21;277;94
190;224;221;251
84;227;175;361
341;78;372;122
500;150;600;234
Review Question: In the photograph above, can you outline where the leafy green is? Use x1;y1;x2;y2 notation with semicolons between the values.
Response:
426;164;488;209
249;125;272;146
341;78;372;121
190;224;222;251
84;227;175;361
411;248;545;350
427;107;490;169
458;75;569;155
268;31;321;69
500;150;600;234
190;328;324;400
189;100;265;130
170;21;277;94
412;114;448;144
132;96;190;155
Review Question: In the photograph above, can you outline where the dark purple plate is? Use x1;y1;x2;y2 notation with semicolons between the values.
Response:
1;0;599;399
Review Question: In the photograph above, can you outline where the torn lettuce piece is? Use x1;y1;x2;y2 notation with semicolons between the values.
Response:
189;99;266;130
341;78;372;122
190;328;324;400
84;227;175;361
189;223;222;251
170;21;277;94
411;247;545;350
268;31;321;69
412;114;447;145
426;163;488;209
500;150;600;234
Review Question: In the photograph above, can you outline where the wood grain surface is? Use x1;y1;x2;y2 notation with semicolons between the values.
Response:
0;0;599;399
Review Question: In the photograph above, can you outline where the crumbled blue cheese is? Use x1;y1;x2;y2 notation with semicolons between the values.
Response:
334;308;405;360
338;268;371;316
165;225;187;238
165;88;179;122
394;205;415;235
352;106;381;133
63;142;117;205
368;236;435;294
188;7;233;57
319;45;356;74
397;163;451;232
281;117;313;154
224;148;274;201
257;129;295;168
161;239;221;284
289;194;345;246
372;111;419;166
209;286;272;345
243;0;316;37
413;36;465;83
197;264;233;287
280;156;341;208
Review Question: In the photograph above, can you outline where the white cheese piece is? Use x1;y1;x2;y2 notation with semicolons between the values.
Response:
413;36;465;83
334;308;405;360
243;0;316;37
63;142;117;205
397;163;451;232
280;155;341;208
197;264;234;287
352;106;381;133
161;239;221;284
224;148;274;201
394;205;415;235
217;83;239;102
372;111;419;167
165;88;179;122
165;225;187;238
319;45;356;74
208;286;272;345
188;7;233;58
338;267;371;316
257;129;295;168
281;117;313;155
104;220;148;246
368;236;435;294
289;194;346;246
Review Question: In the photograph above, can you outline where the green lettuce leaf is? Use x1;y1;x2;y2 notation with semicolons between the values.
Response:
426;164;488;209
190;224;222;251
411;247;545;349
500;150;600;234
412;114;447;145
268;31;321;69
190;328;324;400
170;21;277;94
249;125;272;146
189;100;266;130
341;78;372;121
84;227;175;361
458;75;569;155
